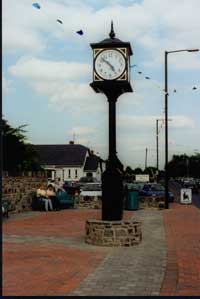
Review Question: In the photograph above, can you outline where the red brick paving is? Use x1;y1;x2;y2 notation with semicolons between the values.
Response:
3;209;134;296
3;242;105;296
3;209;133;238
160;203;200;296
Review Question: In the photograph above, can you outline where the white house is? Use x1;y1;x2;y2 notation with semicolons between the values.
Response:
34;141;105;182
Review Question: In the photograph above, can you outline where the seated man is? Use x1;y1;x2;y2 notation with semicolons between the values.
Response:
55;178;65;193
2;200;10;218
46;184;60;210
2;205;8;218
37;184;53;212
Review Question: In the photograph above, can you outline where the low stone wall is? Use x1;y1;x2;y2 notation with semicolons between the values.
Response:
75;196;101;209
2;176;47;213
85;219;142;246
139;196;165;209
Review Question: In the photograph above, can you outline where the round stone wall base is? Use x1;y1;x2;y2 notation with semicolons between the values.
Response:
85;219;142;247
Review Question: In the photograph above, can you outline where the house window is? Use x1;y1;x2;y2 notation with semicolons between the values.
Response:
86;172;93;178
68;169;71;178
75;169;78;178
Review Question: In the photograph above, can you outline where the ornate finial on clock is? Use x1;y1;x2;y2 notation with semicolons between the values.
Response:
109;20;115;39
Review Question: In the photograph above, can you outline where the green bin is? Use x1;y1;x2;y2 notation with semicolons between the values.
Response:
125;190;139;210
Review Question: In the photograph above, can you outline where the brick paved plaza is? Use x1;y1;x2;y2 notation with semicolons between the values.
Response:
3;204;200;296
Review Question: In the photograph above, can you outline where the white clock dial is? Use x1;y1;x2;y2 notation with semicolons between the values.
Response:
95;49;126;80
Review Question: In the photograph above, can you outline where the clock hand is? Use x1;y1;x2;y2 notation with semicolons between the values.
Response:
106;61;115;72
101;58;115;72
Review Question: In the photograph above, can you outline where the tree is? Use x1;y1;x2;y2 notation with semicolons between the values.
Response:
124;166;135;181
125;166;133;174
133;167;143;174
168;153;200;178
2;118;42;172
144;166;157;181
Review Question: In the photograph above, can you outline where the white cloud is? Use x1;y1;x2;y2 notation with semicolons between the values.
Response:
3;0;46;53
2;75;13;95
118;115;195;129
3;27;44;53
69;126;96;136
3;0;200;169
169;116;195;128
8;56;106;114
3;0;200;69
9;57;91;81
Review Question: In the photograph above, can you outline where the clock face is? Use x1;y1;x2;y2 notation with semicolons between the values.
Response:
94;49;126;80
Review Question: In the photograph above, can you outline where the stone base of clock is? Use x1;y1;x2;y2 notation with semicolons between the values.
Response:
85;219;142;247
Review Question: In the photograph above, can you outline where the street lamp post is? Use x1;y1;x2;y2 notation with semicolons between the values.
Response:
164;48;199;209
156;119;164;173
156;118;172;182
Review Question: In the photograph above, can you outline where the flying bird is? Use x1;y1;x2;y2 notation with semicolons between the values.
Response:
57;19;63;24
173;89;177;93
145;76;150;79
192;86;197;90
32;3;41;9
138;71;142;74
76;30;83;35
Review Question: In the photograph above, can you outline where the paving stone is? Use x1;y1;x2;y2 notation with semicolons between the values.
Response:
4;204;199;296
160;204;200;296
71;209;167;296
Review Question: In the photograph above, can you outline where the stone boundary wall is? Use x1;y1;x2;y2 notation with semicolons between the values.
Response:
85;219;142;246
2;171;47;177
139;196;165;209
2;176;47;214
75;196;102;209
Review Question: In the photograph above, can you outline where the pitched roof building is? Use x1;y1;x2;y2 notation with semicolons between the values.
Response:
34;141;105;181
35;143;88;167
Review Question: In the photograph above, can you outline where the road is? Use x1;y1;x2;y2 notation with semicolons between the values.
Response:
169;180;200;209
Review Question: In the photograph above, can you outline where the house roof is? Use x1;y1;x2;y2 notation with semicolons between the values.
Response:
84;155;100;172
34;144;89;167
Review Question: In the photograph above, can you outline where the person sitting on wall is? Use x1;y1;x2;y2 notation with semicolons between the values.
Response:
55;178;65;193
46;184;60;211
37;184;53;212
49;179;56;190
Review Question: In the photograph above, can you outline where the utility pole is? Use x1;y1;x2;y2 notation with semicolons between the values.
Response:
186;157;189;177
145;148;148;169
156;120;159;171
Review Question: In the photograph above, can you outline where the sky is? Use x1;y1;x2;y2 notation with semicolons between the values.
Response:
2;0;200;170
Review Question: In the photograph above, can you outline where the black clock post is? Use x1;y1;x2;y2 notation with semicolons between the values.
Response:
90;22;133;221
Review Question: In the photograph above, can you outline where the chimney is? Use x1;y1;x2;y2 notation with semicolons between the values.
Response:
69;140;74;145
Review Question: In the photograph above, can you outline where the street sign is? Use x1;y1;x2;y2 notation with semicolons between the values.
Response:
135;174;149;182
180;188;192;204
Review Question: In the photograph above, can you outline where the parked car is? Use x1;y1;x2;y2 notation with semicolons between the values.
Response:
80;183;102;197
63;181;80;195
78;176;98;187
80;183;101;191
139;183;174;202
124;182;145;191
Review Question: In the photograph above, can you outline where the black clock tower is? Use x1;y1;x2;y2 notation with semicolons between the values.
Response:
90;22;133;220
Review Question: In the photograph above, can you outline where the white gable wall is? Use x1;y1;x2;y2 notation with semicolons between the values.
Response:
83;164;102;181
44;152;105;182
54;167;85;181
